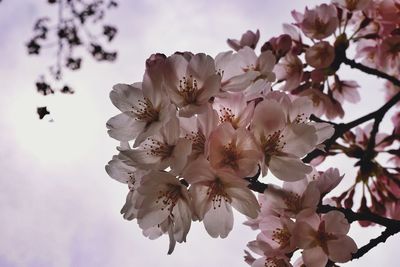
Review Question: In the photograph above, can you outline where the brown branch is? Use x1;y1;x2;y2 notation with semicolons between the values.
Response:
342;57;400;87
303;90;400;163
351;227;399;260
317;204;400;228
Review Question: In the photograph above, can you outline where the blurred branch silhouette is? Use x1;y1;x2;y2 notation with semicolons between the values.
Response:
26;0;118;119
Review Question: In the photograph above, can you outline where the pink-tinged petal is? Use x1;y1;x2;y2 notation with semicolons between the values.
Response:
196;74;221;103
215;51;242;81
252;99;286;134
120;148;160;169
301;182;321;210
137;197;171;230
120;190;140;220
327;236;357;263
222;71;258;92
283;178;308;196
189;183;212;219
187;53;216;83
142;225;163;240
282;123;318;157
163;117;180;145
238;46;258;67
289;97;313;122
296;209;320;229
134;120;164;147
283;23;301;42
183;157;215;184
110;83;143;112
107;112;145;142
302;246;328;267
172;198;192;243
293;221;317;249
316;168;343;194
203;198;234;238
269;156;312;181
198;104;219;139
258;50;276;79
323;211;350;235
311;122;334;145
105;156;136;184
226;185;260;219
170;138;192;175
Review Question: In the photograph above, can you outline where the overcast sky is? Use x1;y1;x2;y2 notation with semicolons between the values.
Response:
0;0;398;266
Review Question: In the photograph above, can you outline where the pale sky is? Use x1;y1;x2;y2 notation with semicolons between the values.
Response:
0;0;398;266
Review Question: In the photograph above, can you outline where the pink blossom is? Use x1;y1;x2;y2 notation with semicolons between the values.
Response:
258;215;296;253
305;41;335;69
107;82;176;145
135;171;192;254
208;123;261;177
213;92;255;129
251;98;325;181
227;29;260;51
247;240;293;267
179;105;218;161
164;53;221;117
274;53;304;92
120;117;192;175
183;157;260;238
293;211;357;267
293;4;339;40
215;47;276;92
263;179;321;218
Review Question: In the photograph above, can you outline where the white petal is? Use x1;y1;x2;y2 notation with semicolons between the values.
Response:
226;185;260;219
282;123;318;157
203;198;233;238
187;53;216;82
107;112;145;142
110;83;143;112
269;156;312;181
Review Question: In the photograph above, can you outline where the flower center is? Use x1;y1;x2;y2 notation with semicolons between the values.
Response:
156;184;182;212
219;107;237;127
134;97;159;124
185;131;205;156
179;75;199;105
261;131;285;163
272;227;291;249
206;178;231;209
283;191;302;214
316;221;338;254
144;139;174;159
220;142;240;170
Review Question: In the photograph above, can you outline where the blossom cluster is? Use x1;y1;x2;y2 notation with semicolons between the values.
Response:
244;168;357;267
105;0;400;266
105;42;340;254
